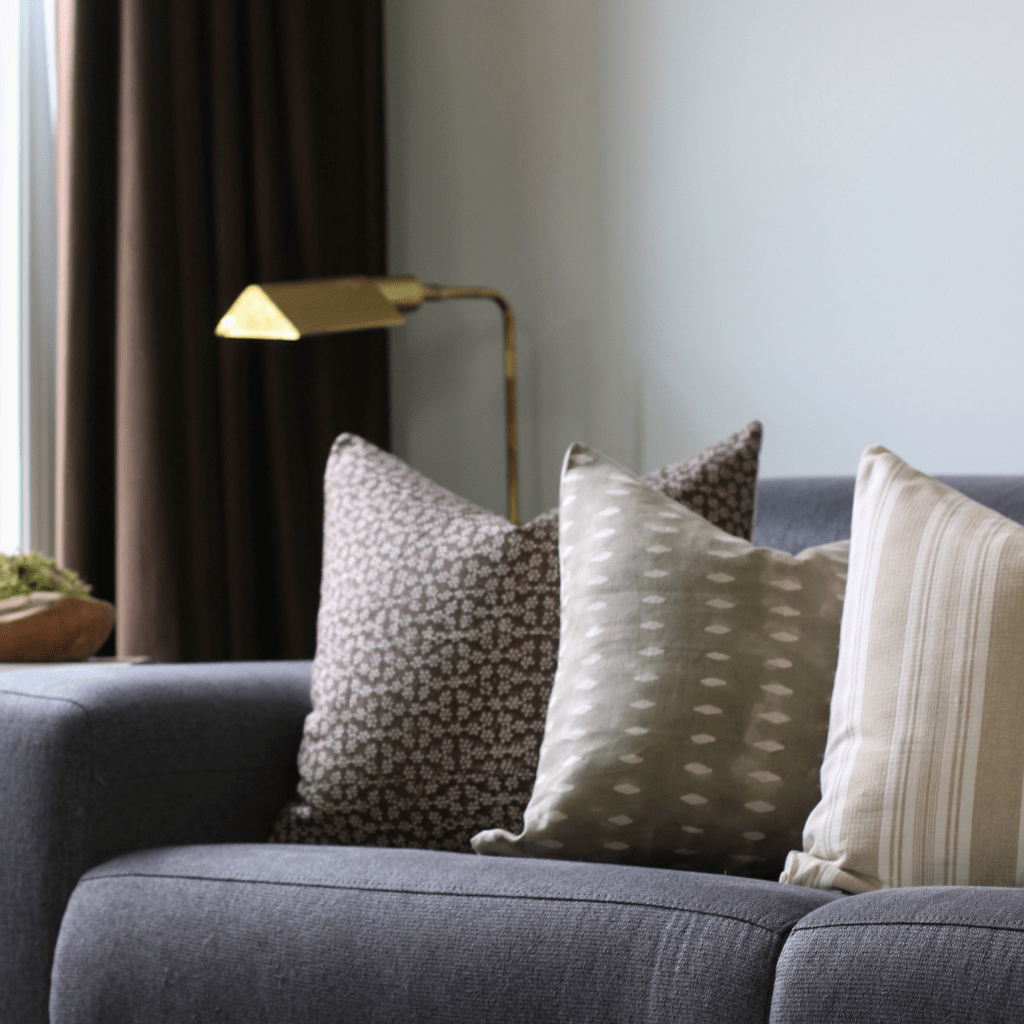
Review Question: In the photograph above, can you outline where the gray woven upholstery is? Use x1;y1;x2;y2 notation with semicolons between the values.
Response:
51;844;840;1024
753;475;1024;553
771;887;1024;1024
4;473;1024;1022
0;661;311;1024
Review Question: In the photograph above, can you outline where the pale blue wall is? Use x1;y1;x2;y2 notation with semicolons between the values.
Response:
387;0;1024;521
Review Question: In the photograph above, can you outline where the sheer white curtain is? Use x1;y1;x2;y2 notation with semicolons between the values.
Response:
0;0;56;557
0;3;20;554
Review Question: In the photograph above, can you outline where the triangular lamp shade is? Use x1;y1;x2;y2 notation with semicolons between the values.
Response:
215;278;407;339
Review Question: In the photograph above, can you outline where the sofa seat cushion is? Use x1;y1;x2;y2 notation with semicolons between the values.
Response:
51;845;839;1024
771;887;1024;1024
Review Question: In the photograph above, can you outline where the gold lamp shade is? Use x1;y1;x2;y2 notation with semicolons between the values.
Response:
216;275;519;524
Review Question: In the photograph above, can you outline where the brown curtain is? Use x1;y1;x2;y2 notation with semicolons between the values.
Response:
55;0;389;662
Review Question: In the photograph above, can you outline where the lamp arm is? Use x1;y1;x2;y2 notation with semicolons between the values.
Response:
215;273;520;524
418;286;519;526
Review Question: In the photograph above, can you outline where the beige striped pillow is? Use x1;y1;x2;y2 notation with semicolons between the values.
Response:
781;445;1024;893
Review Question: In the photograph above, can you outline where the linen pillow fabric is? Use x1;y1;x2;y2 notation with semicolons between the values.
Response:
472;443;848;878
271;423;762;851
781;446;1024;893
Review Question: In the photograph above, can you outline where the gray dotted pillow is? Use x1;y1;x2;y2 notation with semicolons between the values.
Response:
472;442;848;877
271;424;762;851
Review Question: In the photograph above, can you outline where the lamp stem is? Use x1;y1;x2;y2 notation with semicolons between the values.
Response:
424;286;519;525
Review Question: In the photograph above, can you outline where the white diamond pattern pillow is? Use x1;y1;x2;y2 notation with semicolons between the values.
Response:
472;443;848;877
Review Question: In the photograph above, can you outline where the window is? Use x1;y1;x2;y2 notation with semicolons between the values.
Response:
0;2;19;553
0;0;57;557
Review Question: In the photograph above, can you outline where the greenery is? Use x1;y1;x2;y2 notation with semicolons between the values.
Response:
0;551;93;601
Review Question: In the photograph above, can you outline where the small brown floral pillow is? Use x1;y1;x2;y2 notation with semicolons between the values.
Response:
270;423;762;851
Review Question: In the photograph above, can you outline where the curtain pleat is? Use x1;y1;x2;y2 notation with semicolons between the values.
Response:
57;0;389;662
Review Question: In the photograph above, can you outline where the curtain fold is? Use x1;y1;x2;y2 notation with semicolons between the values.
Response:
56;0;389;662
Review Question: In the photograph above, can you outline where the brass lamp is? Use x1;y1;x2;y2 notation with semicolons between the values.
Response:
216;276;519;524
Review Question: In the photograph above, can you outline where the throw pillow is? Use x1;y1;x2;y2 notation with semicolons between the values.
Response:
270;423;762;851
781;446;1024;892
471;443;848;878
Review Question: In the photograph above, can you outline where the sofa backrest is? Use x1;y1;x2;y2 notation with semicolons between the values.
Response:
753;475;1024;554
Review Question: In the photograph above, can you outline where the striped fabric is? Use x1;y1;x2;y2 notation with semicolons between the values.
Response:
781;446;1024;893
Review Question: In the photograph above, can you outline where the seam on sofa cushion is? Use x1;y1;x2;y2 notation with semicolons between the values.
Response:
1;689;295;781
0;687;92;708
758;931;790;1024
1;692;100;822
77;870;806;935
93;765;298;783
0;686;96;1024
1;689;99;851
793;920;1024;935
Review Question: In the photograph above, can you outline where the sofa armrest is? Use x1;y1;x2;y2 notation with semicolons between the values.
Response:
0;660;311;1024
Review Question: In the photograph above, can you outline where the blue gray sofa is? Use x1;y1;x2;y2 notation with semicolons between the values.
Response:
4;476;1024;1024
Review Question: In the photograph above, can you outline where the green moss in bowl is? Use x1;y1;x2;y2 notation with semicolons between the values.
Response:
0;552;93;602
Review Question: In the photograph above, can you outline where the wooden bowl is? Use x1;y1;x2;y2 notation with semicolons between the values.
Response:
0;594;116;662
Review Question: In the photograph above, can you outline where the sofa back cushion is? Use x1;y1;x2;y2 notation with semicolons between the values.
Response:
754;475;1024;553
